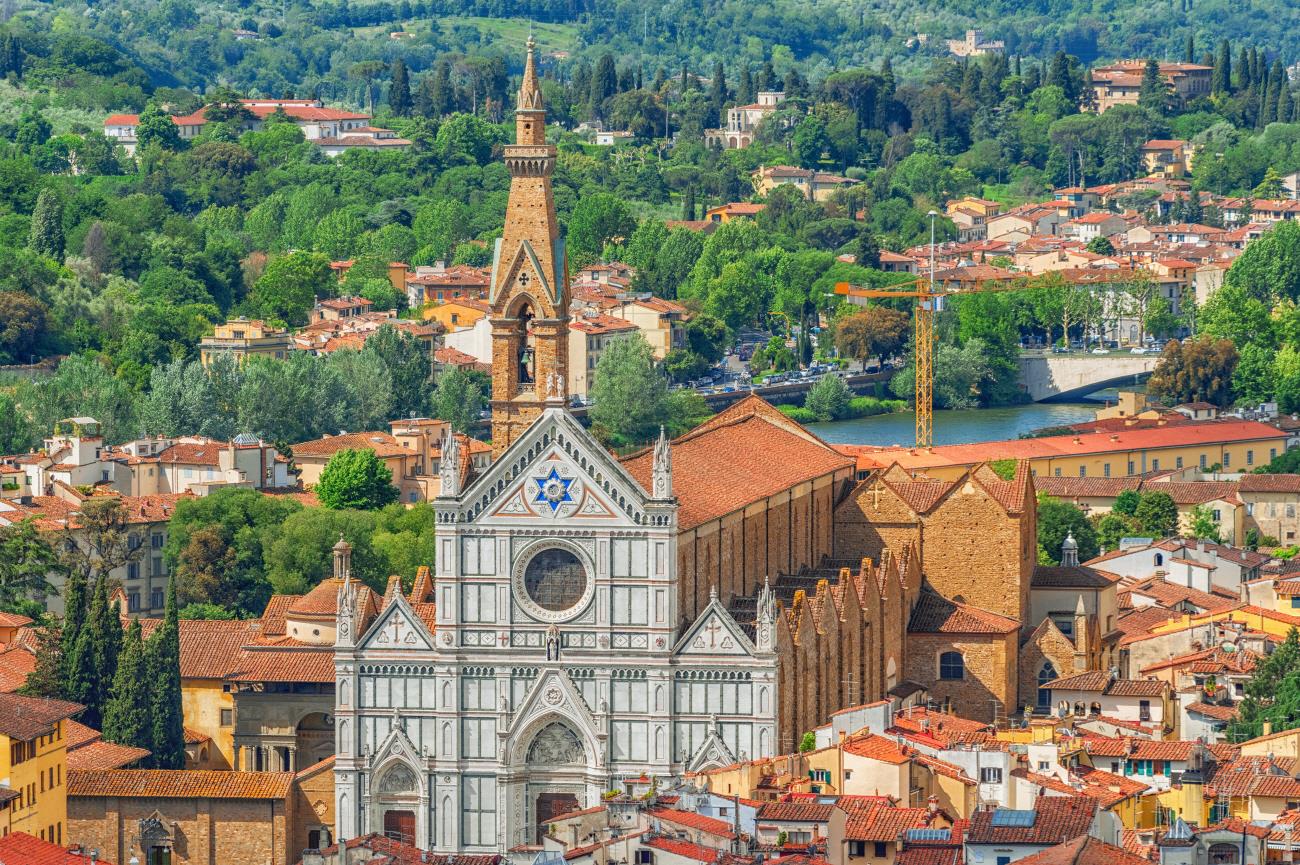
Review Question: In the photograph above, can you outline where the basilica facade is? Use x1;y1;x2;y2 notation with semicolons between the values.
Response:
332;38;779;854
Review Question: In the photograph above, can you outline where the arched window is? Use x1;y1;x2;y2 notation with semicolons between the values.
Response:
938;652;965;681
1208;843;1239;864
1037;662;1058;712
1154;553;1164;567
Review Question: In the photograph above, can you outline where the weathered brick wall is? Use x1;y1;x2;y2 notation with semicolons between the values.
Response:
922;483;1030;621
1019;622;1078;715
904;633;1017;724
68;796;291;865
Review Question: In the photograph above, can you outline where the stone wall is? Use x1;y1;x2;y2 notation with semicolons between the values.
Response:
904;632;1018;724
69;795;295;865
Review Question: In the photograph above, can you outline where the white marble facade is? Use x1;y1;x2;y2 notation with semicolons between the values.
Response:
334;407;778;852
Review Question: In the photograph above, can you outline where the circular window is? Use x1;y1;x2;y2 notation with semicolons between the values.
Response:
524;548;588;612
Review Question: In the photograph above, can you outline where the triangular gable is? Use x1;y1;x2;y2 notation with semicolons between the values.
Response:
357;593;434;652
456;408;651;526
370;719;425;792
687;725;737;772
674;596;756;657
504;668;605;765
490;237;558;309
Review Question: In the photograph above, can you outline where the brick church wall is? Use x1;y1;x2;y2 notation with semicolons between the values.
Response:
904;632;1018;724
920;482;1032;621
69;794;294;865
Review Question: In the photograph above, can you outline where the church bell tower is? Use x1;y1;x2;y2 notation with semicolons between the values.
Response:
488;36;569;456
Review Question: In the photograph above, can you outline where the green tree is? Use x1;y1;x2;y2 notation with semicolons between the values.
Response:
1037;494;1099;564
834;307;910;365
389;58;413;116
1147;337;1239;407
1093;512;1138;552
589;334;668;445
362;325;431;420
249;252;333;326
1085;236;1115;255
1187;504;1222;542
1134;491;1179;537
1137;58;1167;114
147;578;185;769
431;366;485;433
102;618;153;753
567;193;635;268
804;374;850;421
28;189;63;260
136;104;182;151
0;520;56;616
316;448;400;510
1114;488;1141;516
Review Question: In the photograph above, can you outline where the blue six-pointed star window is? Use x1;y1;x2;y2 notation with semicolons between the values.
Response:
534;467;574;513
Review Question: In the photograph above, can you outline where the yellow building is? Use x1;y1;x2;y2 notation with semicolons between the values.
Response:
846;420;1288;482
0;693;82;844
421;297;490;330
199;318;292;367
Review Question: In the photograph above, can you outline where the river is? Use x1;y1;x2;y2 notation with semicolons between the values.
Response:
806;401;1103;446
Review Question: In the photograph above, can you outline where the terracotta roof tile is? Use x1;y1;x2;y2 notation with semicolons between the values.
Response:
622;397;852;530
648;807;738;839
1033;565;1122;589
907;591;1020;635
966;799;1098;846
757;802;835;822
842;733;910;765
841;805;936;842
225;647;336;683
0;692;83;740
895;848;960;865
644;838;729;863
308;832;501;865
1014;836;1150;865
0;832;116;865
68;769;294;799
291;430;410;459
1240;474;1300;493
0;646;36;692
63;719;101;749
66;740;151;770
177;619;256;679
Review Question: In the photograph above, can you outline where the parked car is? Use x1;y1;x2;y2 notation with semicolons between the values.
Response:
1091;347;1111;354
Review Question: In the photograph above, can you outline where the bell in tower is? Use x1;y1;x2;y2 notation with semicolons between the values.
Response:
486;35;569;457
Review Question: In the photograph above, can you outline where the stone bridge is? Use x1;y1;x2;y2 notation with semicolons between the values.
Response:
1018;352;1158;402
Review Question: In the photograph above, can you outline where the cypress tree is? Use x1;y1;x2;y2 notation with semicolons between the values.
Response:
682;186;696;221
61;571;88;666
89;576;122;726
388;58;412;116
737;63;753;104
708;60;727;123
147;578;185;769
66;626;98;727
591;52;617;117
1279;87;1293;125
652;66;667;94
1184;33;1195;64
1237;46;1251;90
102;619;152;753
28;188;63;260
1213;40;1231;95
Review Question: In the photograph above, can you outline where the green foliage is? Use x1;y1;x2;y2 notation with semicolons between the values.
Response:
590;334;669;446
250;251;334;326
989;459;1016;481
1114;489;1141;516
799;731;816;752
28;189;63;259
1147;338;1239;408
1187;504;1222;543
431;366;485;433
147;578;185;769
102;619;152;754
1093;511;1138;552
0;520;57;614
1037;494;1099;564
804;373;850;421
316;448;401;510
1134;490;1179;537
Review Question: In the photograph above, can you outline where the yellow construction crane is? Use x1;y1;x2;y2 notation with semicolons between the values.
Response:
834;274;1020;448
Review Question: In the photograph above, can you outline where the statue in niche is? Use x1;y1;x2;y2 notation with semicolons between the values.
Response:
545;624;560;661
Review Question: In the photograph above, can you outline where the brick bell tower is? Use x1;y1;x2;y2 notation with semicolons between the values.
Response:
488;35;569;456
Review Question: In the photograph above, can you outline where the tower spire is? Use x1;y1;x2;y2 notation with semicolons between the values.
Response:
487;39;569;456
518;32;543;114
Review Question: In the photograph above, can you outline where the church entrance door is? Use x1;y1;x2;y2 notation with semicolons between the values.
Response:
384;810;416;844
535;793;580;842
